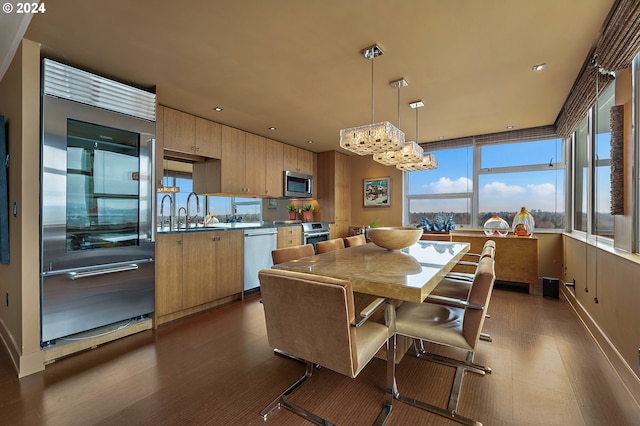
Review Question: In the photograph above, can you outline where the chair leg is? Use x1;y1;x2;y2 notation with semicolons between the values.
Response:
394;366;481;426
394;347;482;425
260;361;334;425
413;341;491;375
373;334;396;426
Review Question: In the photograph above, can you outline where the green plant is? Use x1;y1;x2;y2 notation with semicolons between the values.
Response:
288;203;297;212
303;204;313;212
368;219;378;228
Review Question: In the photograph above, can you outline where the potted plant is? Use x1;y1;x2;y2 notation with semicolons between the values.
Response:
287;203;297;220
302;204;314;222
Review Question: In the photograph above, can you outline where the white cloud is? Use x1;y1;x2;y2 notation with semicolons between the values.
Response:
481;181;525;197
527;182;556;197
427;177;473;193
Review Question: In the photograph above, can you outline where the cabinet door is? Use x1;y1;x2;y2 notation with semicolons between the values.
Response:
155;233;184;315
163;107;196;154
195;116;222;158
265;138;284;197
277;226;302;248
214;230;243;299
221;125;246;194
282;144;299;172
182;232;218;308
244;133;266;196
297;149;315;176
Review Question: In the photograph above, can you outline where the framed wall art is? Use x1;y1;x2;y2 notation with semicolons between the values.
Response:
363;176;391;208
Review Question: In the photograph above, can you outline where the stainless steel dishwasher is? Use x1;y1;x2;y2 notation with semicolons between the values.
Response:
243;228;278;291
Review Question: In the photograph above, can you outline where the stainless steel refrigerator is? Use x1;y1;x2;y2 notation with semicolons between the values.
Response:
40;59;156;345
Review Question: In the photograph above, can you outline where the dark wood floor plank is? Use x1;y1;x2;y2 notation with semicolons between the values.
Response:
0;288;639;425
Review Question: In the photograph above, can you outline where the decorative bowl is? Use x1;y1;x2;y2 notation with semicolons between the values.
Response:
367;227;423;251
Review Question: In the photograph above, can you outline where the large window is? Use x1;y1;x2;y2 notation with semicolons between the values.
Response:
406;146;473;228
406;137;565;231
571;81;615;238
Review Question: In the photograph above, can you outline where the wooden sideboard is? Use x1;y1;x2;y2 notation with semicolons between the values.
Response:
451;232;539;294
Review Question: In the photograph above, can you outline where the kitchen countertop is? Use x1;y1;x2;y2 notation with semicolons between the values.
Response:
157;221;305;234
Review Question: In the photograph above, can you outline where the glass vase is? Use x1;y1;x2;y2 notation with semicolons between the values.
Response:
483;214;509;237
512;207;535;237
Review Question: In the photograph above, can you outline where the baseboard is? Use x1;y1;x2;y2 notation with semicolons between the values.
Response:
0;317;20;373
43;317;153;363
560;282;640;406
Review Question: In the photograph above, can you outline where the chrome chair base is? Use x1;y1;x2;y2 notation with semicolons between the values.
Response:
261;336;396;426
393;340;485;426
414;340;491;375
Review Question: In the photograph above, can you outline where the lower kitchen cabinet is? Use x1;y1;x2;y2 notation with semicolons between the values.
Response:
155;230;243;322
277;226;302;248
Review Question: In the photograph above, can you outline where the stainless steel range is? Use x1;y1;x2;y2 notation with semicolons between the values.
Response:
301;222;330;252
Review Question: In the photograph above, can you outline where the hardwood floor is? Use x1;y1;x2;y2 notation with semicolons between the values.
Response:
1;286;639;425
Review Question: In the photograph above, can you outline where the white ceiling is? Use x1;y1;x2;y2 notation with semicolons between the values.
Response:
12;0;616;153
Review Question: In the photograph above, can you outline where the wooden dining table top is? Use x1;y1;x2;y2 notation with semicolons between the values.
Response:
272;240;470;303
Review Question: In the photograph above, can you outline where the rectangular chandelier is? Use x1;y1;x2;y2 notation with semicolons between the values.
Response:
373;141;423;165
339;121;405;155
396;153;438;171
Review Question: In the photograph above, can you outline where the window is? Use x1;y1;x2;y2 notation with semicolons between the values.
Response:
479;138;565;230
406;146;473;227
571;80;615;238
405;138;565;231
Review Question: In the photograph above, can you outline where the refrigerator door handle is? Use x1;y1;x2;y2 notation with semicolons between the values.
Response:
68;264;139;280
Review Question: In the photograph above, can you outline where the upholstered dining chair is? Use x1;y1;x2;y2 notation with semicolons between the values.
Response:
316;238;345;254
344;234;366;248
393;256;496;426
259;268;396;426
271;244;315;265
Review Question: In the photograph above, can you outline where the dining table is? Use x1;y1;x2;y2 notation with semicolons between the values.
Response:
271;239;470;361
271;240;470;303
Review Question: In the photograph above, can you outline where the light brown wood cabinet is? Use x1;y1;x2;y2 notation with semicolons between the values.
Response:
283;144;315;176
265;138;284;197
155;230;243;318
161;106;221;158
316;151;351;238
277;226;302;248
450;232;539;294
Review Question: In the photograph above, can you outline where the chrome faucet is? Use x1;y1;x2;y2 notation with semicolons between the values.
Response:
186;192;200;229
177;207;187;230
160;194;173;230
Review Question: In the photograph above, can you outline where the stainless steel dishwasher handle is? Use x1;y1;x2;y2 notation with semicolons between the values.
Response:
68;264;139;280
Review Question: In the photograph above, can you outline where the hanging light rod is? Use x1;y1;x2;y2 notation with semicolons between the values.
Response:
363;44;384;59
409;100;424;108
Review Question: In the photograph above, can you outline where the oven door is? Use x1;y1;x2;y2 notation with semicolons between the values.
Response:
304;233;329;252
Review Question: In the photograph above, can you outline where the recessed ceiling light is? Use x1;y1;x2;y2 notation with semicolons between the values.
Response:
506;125;514;129
531;63;546;72
438;136;445;139
307;140;313;144
268;127;277;131
213;106;223;112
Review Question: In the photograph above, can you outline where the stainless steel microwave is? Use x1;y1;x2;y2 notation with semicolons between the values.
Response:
284;170;313;198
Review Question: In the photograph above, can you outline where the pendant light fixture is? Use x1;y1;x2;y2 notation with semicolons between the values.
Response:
396;101;437;171
339;44;405;155
373;79;425;165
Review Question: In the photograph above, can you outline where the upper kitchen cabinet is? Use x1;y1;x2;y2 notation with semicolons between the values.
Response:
161;106;221;158
194;116;222;158
283;144;315;176
162;106;195;154
265;138;284;197
194;126;272;197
